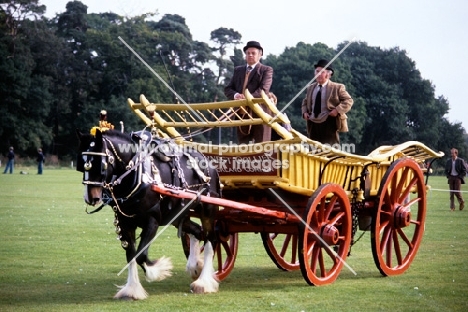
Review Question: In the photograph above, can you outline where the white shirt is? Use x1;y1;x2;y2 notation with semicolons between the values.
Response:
451;159;459;176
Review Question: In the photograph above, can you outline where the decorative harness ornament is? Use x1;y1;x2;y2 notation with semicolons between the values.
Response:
82;129;212;217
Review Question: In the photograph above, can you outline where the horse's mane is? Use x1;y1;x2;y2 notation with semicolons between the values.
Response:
103;129;132;142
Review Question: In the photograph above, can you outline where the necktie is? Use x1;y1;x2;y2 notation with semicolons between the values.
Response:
313;85;322;117
242;66;253;93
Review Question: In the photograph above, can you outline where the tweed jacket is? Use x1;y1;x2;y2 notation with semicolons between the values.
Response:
224;63;273;99
445;157;466;184
301;80;353;132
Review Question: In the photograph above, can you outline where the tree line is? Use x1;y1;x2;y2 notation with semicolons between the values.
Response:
1;0;466;166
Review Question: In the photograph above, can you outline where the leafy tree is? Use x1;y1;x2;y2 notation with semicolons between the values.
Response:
210;27;241;86
0;0;56;155
0;3;465;161
338;42;456;153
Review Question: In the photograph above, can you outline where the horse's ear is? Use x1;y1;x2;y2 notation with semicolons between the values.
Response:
95;128;103;140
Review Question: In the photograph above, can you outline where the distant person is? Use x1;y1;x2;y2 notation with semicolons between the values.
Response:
37;148;44;175
301;59;353;145
224;41;275;144
99;110;114;130
444;148;466;211
3;147;14;174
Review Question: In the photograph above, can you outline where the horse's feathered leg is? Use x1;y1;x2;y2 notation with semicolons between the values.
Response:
187;181;220;294
190;240;219;294
186;234;204;280
143;256;173;282
113;224;148;300
137;216;173;282
114;260;148;300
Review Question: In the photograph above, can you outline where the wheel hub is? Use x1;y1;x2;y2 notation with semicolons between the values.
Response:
320;224;339;245
393;206;411;228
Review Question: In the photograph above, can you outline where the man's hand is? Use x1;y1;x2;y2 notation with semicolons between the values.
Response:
329;108;338;117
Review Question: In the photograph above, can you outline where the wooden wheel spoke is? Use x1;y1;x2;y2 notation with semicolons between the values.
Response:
220;240;233;257
318;249;326;277
310;244;320;272
393;230;403;264
291;236;298;263
385;229;394;266
328;211;344;227
323;195;337;220
306;238;316;258
404;197;421;210
398;174;418;203
383;191;393;212
311;211;320;228
379;215;390;228
323;243;338;261
390;173;398;203
216;245;223;268
396;227;413;250
318;197;327;221
394;167;410;197
262;233;299;271
300;183;351;285
380;224;392;252
373;158;426;276
279;234;292;257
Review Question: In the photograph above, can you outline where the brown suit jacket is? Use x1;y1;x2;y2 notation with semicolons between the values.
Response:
224;63;273;99
445;157;466;184
301;80;353;132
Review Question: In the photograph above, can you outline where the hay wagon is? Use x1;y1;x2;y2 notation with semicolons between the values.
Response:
127;90;443;286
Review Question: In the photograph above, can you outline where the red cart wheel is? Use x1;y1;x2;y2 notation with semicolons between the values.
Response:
181;231;238;281
299;183;352;286
261;233;300;271
372;158;426;276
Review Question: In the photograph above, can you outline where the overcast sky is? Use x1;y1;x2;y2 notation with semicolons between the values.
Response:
39;0;468;131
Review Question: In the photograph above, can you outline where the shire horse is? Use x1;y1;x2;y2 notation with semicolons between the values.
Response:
76;128;221;299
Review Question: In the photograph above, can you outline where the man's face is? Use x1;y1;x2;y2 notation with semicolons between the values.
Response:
315;67;331;84
245;47;262;65
451;150;457;159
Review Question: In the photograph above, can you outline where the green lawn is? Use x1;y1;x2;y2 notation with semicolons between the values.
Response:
0;169;467;311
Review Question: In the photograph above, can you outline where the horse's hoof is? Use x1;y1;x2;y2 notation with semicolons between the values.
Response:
114;296;135;301
190;284;205;294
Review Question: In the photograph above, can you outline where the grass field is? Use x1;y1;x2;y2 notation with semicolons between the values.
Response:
1;168;467;311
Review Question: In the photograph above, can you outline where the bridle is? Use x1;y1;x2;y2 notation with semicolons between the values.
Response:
82;137;122;187
81;132;213;217
81;136;143;217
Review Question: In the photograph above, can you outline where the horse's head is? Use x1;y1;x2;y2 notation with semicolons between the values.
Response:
76;129;134;206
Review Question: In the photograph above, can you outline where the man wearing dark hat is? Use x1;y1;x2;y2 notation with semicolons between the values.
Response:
301;59;353;145
224;41;274;143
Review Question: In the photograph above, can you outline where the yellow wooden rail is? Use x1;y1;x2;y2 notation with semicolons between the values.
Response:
127;90;444;195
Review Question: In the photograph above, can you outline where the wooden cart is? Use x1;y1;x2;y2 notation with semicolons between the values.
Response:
127;90;443;286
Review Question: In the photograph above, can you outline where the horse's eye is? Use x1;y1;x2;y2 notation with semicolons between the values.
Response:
102;162;108;171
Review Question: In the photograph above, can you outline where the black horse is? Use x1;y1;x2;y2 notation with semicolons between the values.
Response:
76;128;221;299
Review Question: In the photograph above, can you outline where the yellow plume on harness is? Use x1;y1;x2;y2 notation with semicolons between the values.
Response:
90;121;115;136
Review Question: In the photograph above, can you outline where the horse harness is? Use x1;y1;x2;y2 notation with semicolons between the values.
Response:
82;133;212;217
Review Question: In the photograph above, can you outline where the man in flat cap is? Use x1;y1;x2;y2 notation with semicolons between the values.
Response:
301;59;353;145
224;41;274;143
